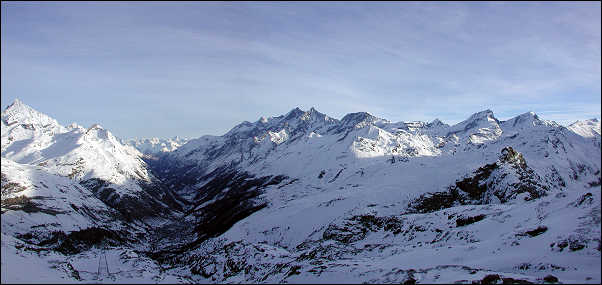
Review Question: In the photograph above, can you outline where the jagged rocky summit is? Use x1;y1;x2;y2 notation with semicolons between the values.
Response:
1;99;601;284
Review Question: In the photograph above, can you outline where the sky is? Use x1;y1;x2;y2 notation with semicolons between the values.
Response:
1;2;600;139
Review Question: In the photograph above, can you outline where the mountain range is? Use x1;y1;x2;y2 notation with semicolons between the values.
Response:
1;99;600;283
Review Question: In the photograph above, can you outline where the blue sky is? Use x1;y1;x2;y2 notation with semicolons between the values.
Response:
2;2;600;139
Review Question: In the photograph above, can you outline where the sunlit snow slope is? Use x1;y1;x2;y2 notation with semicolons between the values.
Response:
2;101;600;284
133;106;601;283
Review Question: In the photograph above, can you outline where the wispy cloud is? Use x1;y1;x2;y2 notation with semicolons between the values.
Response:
1;2;600;138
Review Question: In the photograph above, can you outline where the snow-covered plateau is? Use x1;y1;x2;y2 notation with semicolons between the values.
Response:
1;99;600;284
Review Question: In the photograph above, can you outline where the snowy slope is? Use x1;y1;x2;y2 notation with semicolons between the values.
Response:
568;119;601;149
0;157;167;283
1;100;151;186
568;118;601;138
1;158;147;243
144;107;601;283
156;107;599;206
1;230;189;284
1;102;600;283
179;184;601;284
1;100;182;224
0;100;186;282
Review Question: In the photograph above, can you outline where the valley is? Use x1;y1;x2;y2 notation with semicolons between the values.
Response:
1;99;600;283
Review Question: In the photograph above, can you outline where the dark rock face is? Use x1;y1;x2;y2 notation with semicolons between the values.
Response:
186;239;300;282
499;146;527;167
477;274;535;284
141;153;292;263
17;227;126;255
323;215;404;243
189;167;287;241
501;277;534;284
408;147;549;214
456;214;486;227
143;154;210;205
0;174;28;195
454;162;498;201
1;195;67;215
79;178;176;222
146;166;289;260
407;188;461;214
481;274;501;284
523;226;548;237
543;275;559;283
550;236;589;252
318;170;326;179
454;147;547;203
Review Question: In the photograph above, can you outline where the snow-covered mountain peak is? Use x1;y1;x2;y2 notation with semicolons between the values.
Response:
446;110;501;142
568;118;601;138
1;100;67;153
428;118;445;127
0;100;156;186
301;107;319;119
284;107;305;120
87;123;104;130
500;111;545;130
224;121;256;138
7;98;23;106
280;107;323;125
223;107;339;141
519;111;538;119
467;109;497;122
340;111;381;130
4;98;25;111
67;122;85;131
1;99;62;130
83;123;114;141
85;123;107;135
512;111;539;122
3;101;602;283
299;107;335;124
123;136;190;155
168;107;602;181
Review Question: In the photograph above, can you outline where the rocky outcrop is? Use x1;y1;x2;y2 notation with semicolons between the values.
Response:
409;147;549;213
